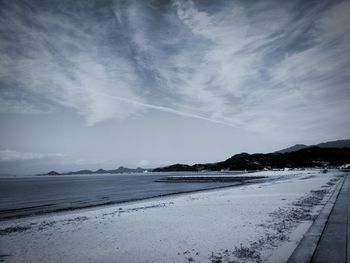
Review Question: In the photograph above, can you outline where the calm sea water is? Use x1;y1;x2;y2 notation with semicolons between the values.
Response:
0;172;244;220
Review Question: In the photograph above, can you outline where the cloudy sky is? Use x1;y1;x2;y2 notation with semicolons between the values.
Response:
0;0;349;174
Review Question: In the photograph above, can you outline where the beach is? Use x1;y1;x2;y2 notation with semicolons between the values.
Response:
0;170;344;263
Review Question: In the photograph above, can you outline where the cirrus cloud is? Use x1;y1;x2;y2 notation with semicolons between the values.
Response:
0;0;349;139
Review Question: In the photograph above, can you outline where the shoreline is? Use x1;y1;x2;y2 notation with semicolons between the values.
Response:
0;176;271;222
0;171;288;222
0;170;328;222
0;170;343;263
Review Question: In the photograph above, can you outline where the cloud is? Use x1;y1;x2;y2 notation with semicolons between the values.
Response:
0;149;63;162
0;0;349;140
0;149;95;174
0;1;144;125
104;93;237;127
114;0;348;137
136;159;150;168
0;97;52;114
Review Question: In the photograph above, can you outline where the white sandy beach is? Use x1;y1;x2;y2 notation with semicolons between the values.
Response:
0;170;344;263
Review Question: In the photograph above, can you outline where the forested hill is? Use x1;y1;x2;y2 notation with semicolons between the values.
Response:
153;147;350;172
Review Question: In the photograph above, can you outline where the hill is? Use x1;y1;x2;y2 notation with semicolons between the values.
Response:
276;139;350;153
45;166;147;176
153;147;350;172
276;144;308;154
317;139;350;148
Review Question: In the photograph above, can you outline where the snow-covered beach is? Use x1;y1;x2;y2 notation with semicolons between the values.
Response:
0;170;344;263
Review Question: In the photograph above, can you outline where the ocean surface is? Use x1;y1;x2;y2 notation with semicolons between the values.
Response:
0;172;244;220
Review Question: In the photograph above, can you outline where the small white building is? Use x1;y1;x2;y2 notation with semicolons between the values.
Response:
340;164;350;169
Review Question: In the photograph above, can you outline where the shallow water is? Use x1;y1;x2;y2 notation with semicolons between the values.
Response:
0;172;244;219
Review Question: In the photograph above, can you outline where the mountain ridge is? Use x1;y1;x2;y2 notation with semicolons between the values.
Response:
276;139;350;153
45;139;350;175
154;146;350;172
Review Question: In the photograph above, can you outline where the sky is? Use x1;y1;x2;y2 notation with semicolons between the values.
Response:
0;0;350;175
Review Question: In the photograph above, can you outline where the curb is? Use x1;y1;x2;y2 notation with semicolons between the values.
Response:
287;174;346;263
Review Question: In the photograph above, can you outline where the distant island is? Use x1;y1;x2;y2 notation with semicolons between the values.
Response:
46;166;147;176
45;139;350;175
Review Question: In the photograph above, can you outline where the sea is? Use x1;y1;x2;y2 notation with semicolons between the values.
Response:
0;171;244;220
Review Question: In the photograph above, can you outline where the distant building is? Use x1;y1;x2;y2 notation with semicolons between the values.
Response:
340;164;350;170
